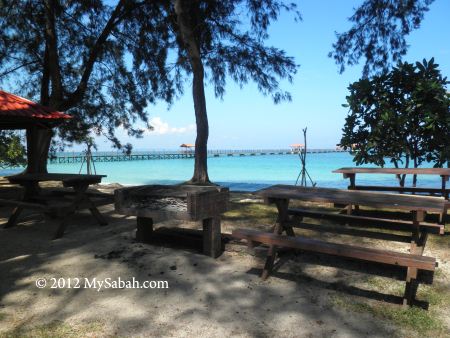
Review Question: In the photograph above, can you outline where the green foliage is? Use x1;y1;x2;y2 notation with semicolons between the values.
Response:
330;0;434;75
0;131;26;169
0;1;299;154
340;58;450;170
0;1;167;152
124;1;300;103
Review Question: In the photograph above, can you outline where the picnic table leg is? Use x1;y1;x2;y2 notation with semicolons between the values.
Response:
88;204;108;226
342;174;359;213
410;211;428;255
202;217;222;258
4;182;38;228
73;183;108;226
440;175;449;224
136;217;154;241
439;204;448;225
403;210;427;306
262;198;291;280
347;174;356;189
346;204;352;215
4;206;24;228
403;268;418;306
53;212;74;239
441;175;448;200
275;199;294;236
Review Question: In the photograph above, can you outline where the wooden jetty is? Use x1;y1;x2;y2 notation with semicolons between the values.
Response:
50;148;346;164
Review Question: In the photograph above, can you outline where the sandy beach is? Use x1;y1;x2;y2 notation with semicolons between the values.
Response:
0;182;449;337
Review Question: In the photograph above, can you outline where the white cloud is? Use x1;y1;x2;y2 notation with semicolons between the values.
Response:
148;117;195;135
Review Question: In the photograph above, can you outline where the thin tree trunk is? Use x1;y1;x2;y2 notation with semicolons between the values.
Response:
401;155;410;188
413;157;418;189
412;142;418;189
174;0;210;184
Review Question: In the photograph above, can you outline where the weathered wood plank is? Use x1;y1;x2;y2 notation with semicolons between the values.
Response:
256;185;447;213
202;217;222;258
6;173;105;186
288;208;444;235
351;185;449;194
333;167;450;176
232;228;436;271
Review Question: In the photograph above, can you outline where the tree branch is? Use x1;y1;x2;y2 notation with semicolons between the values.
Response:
62;0;128;110
0;60;39;78
43;0;64;103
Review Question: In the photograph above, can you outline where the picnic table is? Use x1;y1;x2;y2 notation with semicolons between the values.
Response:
333;167;450;200
1;173;112;238
233;185;447;306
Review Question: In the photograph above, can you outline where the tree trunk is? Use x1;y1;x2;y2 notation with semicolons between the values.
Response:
174;0;210;184
24;0;128;174
412;156;418;189
25;127;53;174
190;63;210;183
401;155;410;188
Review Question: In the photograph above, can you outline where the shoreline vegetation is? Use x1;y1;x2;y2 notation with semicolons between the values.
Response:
0;179;449;337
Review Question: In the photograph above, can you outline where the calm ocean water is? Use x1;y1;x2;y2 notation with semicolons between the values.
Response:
1;152;443;191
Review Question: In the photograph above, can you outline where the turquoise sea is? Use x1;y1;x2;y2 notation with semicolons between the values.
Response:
0;152;444;191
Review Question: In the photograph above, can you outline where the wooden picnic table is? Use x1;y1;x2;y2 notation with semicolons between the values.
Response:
1;173;111;238
333;167;450;200
234;185;447;306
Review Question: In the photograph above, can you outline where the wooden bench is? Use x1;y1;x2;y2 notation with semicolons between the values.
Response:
288;208;445;235
2;173;112;238
252;185;444;307
233;228;436;306
351;185;450;196
333;168;450;221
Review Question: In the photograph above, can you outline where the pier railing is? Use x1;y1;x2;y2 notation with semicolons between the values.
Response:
49;148;346;164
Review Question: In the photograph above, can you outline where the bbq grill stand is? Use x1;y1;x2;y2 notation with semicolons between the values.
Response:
115;185;229;258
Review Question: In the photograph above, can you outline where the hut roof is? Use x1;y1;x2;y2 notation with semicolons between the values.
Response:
289;143;304;148
180;143;195;148
0;90;71;129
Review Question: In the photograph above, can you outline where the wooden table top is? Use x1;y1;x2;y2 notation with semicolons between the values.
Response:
333;167;450;176
6;173;106;185
256;185;448;212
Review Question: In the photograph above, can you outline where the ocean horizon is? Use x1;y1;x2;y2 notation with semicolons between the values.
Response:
1;152;444;192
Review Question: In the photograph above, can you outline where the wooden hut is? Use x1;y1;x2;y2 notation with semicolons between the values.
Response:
0;90;71;173
180;143;195;153
289;143;304;154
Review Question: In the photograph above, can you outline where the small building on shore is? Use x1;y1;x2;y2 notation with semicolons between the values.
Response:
180;143;195;153
289;143;304;154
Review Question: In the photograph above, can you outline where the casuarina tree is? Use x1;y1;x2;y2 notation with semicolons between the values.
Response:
0;0;173;173
1;0;438;183
330;0;434;76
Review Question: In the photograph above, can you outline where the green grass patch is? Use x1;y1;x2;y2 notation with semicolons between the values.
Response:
0;320;105;338
223;202;277;221
0;313;7;322
428;233;450;249
330;294;445;336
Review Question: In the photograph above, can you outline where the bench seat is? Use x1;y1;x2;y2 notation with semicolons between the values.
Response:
232;228;436;271
233;228;436;306
288;208;444;235
351;185;449;195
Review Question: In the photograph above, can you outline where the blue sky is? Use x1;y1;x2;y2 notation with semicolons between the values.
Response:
92;0;450;151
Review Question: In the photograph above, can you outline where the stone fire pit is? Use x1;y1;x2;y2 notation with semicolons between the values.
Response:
115;185;229;257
